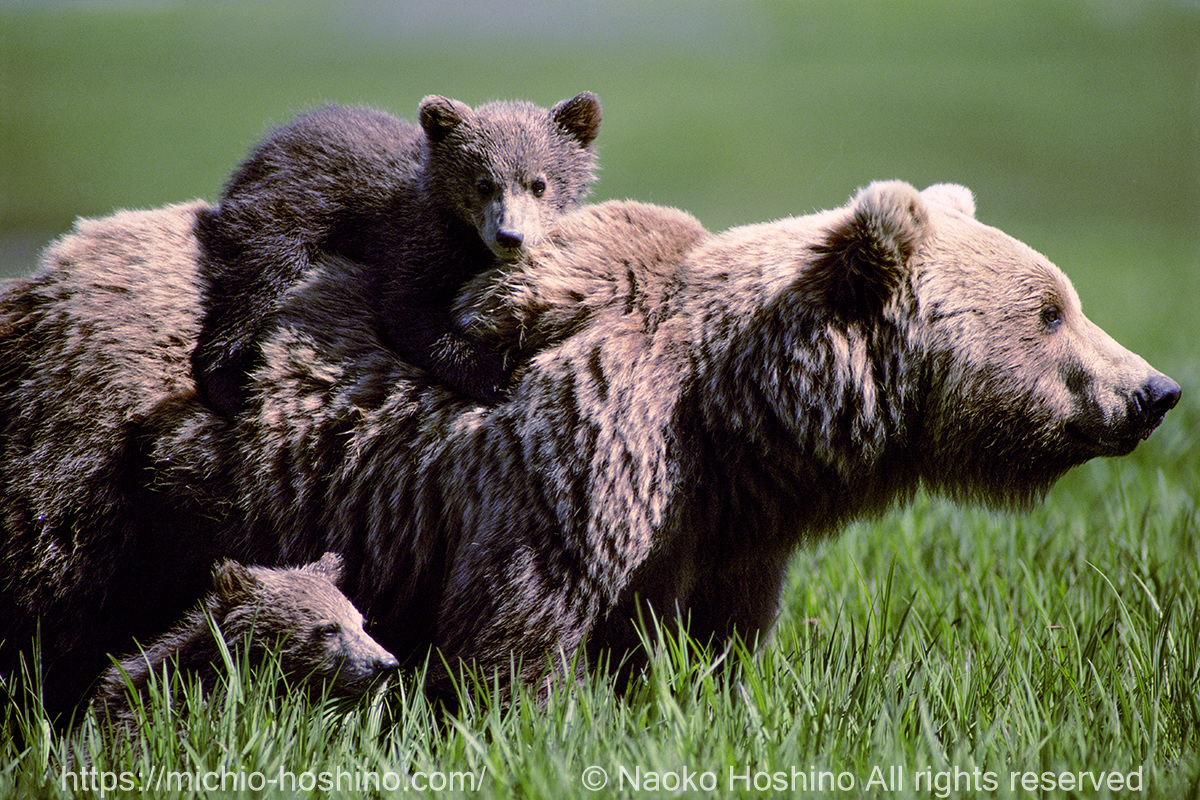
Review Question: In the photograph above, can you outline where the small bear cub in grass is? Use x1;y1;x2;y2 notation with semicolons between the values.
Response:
191;92;602;414
91;552;396;725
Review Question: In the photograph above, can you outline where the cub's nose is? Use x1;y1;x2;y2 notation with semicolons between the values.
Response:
495;229;524;250
373;651;400;675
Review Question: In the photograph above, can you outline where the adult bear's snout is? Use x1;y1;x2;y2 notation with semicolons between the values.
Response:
1134;374;1181;438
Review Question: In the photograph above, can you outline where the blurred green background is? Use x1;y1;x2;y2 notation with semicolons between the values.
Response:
2;0;1197;375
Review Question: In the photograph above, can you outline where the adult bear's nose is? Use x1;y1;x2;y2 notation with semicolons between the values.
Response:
1133;374;1180;438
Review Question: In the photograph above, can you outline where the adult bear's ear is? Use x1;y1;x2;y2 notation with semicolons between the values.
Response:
307;551;345;586
213;560;258;604
804;180;928;322
552;92;602;148
920;183;975;218
419;95;473;143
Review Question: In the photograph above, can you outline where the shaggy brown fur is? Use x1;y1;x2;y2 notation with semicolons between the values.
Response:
92;552;395;729
0;203;241;719
0;183;1179;718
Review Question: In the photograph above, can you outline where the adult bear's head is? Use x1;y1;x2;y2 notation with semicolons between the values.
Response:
783;180;1181;508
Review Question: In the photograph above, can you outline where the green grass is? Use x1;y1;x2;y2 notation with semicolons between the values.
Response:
2;0;1198;797
3;406;1197;798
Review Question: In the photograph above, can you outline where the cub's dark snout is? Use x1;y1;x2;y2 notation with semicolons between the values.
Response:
495;230;524;252
372;651;400;675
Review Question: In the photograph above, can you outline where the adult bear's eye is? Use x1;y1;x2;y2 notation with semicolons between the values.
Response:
1040;303;1064;332
530;177;547;197
476;177;496;198
316;623;342;640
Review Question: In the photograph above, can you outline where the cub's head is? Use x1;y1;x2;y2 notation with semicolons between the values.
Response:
419;92;602;262
829;181;1181;506
215;552;398;694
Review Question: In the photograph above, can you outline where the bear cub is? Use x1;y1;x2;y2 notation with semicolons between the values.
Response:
91;552;397;726
192;92;602;415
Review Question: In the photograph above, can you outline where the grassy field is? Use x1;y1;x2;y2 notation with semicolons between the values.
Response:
2;0;1198;797
4;452;1198;799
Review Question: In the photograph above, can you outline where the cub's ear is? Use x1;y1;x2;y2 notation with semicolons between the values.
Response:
419;95;473;143
804;180;928;321
921;183;976;217
213;561;258;604
306;551;345;586
551;92;602;148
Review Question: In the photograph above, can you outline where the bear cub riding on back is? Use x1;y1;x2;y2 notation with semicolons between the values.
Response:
192;92;602;414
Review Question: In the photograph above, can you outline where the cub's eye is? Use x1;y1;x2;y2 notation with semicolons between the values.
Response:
1040;303;1064;332
530;177;547;197
316;623;341;640
475;177;495;197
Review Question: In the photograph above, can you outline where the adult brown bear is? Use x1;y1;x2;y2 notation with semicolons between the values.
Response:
0;182;1179;718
